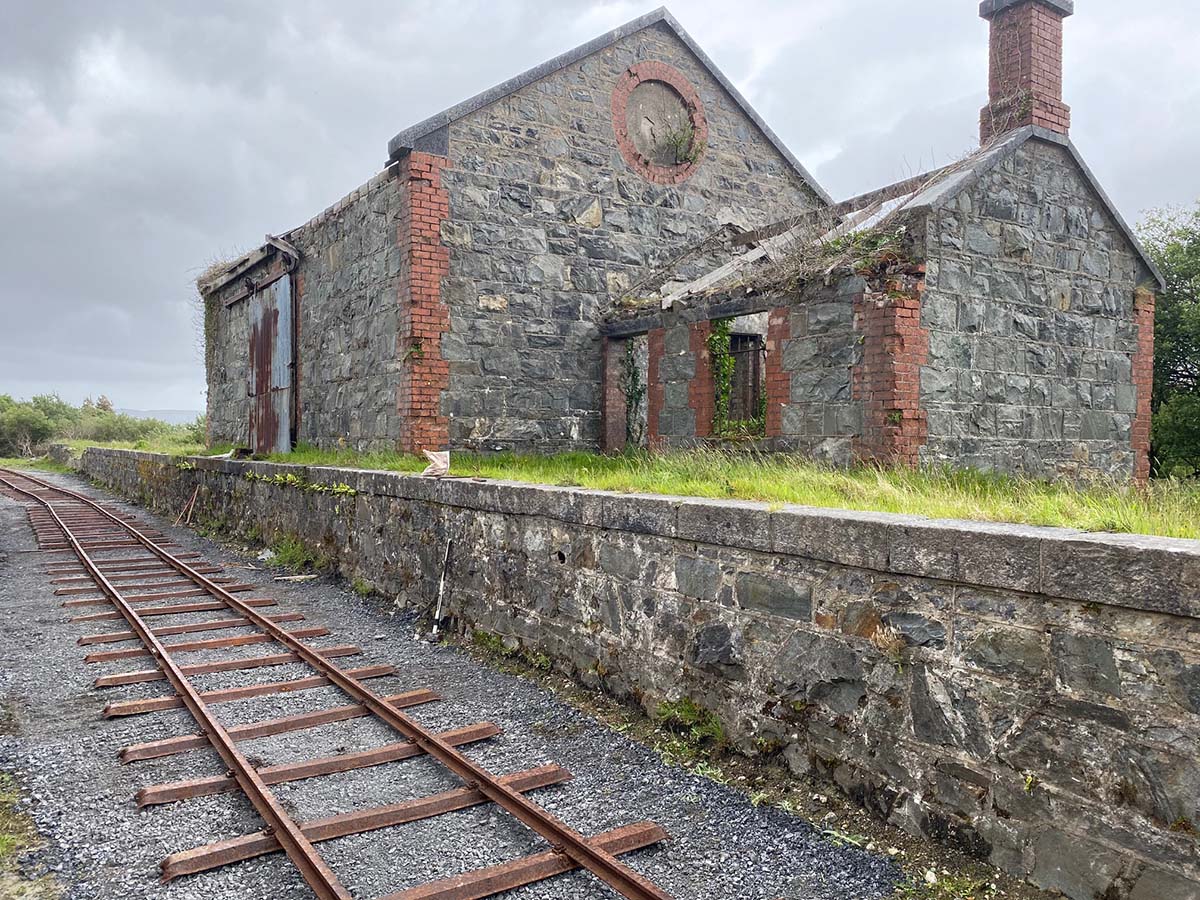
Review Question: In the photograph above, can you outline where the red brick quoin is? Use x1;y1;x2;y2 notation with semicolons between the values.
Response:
764;306;791;439
396;151;450;453
1132;287;1156;483
611;61;708;186
646;328;666;450
852;270;929;467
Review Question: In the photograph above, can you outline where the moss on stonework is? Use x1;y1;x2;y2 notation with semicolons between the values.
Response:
0;773;60;899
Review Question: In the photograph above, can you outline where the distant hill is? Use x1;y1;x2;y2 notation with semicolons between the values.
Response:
116;409;202;425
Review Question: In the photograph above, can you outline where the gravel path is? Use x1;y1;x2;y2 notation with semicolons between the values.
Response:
0;471;900;900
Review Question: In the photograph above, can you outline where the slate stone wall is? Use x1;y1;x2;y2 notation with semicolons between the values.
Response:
288;171;405;450
202;171;406;451
612;278;866;459
203;276;253;447
439;20;822;452
654;322;700;443
774;280;864;462
83;447;1200;900
920;139;1153;479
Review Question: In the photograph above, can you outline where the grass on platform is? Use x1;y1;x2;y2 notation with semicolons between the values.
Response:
19;439;1199;540
261;445;1200;540
57;437;232;457
0;457;72;474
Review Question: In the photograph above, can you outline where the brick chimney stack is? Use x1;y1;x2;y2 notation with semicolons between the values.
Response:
979;0;1073;144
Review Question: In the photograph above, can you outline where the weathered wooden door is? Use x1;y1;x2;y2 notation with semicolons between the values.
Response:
247;277;294;454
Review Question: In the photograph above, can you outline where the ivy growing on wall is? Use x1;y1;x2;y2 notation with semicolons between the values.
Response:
707;319;736;435
622;339;646;447
707;318;765;439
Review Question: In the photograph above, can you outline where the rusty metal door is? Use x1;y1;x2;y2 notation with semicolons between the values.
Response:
247;277;294;454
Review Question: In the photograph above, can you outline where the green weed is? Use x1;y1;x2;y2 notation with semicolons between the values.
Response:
269;535;329;572
655;697;726;748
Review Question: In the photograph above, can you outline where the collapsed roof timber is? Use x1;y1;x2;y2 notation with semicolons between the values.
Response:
199;2;1162;484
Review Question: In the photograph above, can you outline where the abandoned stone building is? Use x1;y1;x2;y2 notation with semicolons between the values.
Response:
200;0;1162;481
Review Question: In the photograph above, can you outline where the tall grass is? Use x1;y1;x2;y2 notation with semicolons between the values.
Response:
270;445;1200;540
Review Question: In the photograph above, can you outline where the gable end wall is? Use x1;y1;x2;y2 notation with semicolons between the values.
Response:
438;21;823;452
920;139;1150;480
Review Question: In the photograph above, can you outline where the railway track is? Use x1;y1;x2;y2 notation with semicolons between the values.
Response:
0;467;674;900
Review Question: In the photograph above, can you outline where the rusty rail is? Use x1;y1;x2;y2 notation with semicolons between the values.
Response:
0;468;674;899
0;469;353;899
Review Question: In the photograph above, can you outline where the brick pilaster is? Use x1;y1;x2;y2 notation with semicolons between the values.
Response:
601;337;627;453
647;328;665;450
1132;288;1156;483
396;151;451;454
980;0;1072;143
852;270;929;467
688;320;714;440
765;306;791;439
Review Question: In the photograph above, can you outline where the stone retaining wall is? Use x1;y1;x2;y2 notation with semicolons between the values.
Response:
80;448;1200;900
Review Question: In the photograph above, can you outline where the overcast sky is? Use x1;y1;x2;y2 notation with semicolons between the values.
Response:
2;0;1197;412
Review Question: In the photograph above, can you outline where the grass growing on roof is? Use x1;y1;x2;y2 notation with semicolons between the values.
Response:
262;445;1200;540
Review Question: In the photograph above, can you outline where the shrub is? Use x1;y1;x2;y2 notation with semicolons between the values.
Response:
1154;394;1200;476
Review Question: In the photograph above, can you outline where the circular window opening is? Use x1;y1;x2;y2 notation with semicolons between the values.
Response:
612;61;707;185
626;80;697;167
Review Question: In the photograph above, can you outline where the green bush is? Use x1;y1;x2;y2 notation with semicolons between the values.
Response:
1139;203;1200;475
0;394;204;459
1154;394;1200;476
0;403;53;456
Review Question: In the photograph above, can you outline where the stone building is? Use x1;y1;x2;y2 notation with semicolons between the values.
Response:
200;7;826;455
200;0;1162;480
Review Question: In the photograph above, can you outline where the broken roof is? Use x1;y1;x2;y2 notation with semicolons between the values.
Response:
384;7;832;205
606;126;1165;326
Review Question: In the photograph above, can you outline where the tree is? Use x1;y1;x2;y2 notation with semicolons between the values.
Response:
96;395;114;413
1138;203;1200;475
0;405;53;456
29;393;79;434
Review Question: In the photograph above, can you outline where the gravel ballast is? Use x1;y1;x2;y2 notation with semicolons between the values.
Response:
0;471;900;899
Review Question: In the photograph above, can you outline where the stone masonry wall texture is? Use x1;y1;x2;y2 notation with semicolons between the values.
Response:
289;172;406;450
204;279;253;447
83;448;1200;900
204;171;407;451
919;140;1152;480
438;21;821;452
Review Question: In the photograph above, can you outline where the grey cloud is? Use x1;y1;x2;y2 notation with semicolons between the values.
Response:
1;0;1196;409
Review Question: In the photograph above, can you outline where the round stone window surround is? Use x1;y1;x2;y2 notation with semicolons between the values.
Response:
611;60;708;185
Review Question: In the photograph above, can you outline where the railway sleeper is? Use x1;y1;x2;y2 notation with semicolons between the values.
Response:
93;644;362;687
85;625;331;663
76;612;307;645
102;663;395;717
120;688;440;762
136;721;502;806
160;764;573;880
